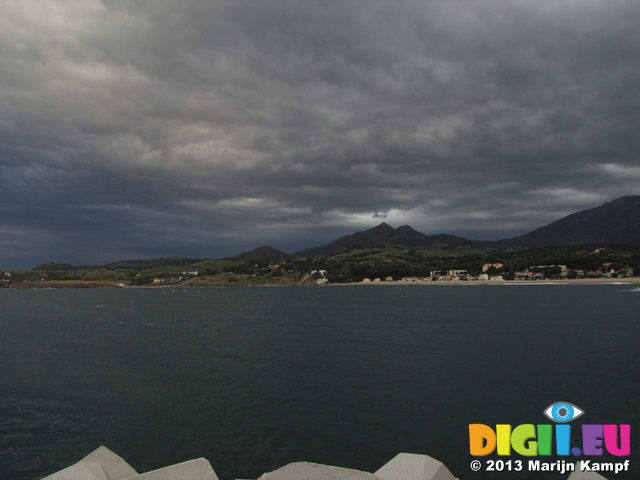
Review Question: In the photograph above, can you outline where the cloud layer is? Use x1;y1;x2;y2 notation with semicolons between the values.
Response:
1;0;639;267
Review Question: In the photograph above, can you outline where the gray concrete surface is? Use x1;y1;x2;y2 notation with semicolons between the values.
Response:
41;460;109;480
122;458;218;480
375;453;458;480
257;461;383;480
40;447;613;480
567;470;609;480
82;446;139;480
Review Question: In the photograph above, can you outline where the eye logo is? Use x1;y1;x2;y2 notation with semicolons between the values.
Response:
543;402;584;423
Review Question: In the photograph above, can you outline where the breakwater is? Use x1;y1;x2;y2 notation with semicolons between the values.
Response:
41;446;611;480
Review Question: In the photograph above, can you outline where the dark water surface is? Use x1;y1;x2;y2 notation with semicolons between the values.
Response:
1;284;638;479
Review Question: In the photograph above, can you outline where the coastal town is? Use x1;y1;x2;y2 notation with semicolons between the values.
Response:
2;248;638;288
394;261;635;283
331;261;635;284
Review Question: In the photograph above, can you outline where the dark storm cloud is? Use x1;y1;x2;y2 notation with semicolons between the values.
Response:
1;0;639;267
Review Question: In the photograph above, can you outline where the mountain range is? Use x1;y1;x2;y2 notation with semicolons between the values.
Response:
32;196;640;269
232;196;640;261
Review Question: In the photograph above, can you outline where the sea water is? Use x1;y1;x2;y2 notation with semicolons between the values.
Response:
0;284;638;479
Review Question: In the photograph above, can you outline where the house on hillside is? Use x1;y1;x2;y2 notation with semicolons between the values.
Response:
448;270;467;276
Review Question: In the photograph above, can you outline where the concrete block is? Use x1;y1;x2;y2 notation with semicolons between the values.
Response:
374;453;457;480
41;460;109;480
121;458;218;480
567;469;609;480
81;446;139;480
258;462;383;480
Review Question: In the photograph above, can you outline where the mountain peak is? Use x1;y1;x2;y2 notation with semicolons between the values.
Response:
378;225;432;246
373;222;394;231
230;245;292;261
294;222;394;257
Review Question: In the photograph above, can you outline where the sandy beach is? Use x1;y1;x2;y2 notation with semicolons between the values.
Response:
338;277;640;286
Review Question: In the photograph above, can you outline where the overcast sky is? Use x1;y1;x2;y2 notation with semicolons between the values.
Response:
1;0;639;267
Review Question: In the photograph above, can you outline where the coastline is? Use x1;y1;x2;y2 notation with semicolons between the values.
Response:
330;277;640;286
3;277;639;289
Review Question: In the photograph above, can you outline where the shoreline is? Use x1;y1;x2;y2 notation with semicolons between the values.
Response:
329;277;640;286
2;277;639;289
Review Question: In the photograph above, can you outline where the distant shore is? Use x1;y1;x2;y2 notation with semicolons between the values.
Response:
335;277;640;286
3;280;123;289
3;277;640;289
